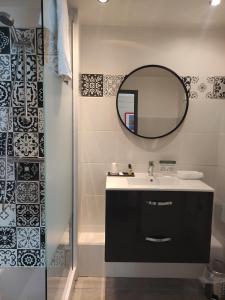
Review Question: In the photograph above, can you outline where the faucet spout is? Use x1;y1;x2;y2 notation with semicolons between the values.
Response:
148;161;155;177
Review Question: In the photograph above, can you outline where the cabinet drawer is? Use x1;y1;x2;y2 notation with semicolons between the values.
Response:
141;192;185;237
105;190;213;263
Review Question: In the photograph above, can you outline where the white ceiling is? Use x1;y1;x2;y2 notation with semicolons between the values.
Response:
69;0;225;29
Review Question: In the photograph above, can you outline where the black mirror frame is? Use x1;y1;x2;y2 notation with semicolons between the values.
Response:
116;64;189;139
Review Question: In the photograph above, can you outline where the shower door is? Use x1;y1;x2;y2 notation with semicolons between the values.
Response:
42;0;74;299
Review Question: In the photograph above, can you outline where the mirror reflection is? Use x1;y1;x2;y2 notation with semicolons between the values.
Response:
117;65;189;138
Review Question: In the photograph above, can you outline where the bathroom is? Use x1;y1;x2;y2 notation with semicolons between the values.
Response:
0;0;225;299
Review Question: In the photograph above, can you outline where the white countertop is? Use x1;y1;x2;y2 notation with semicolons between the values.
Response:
106;173;214;192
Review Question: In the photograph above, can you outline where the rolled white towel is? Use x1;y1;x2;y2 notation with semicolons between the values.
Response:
56;0;72;81
177;170;204;180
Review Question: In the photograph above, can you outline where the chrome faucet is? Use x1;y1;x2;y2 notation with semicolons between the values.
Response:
148;161;155;177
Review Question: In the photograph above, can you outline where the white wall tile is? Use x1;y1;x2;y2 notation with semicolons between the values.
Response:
79;195;105;233
219;111;225;134
80;97;120;132
114;130;154;164
181;101;223;134
179;133;218;165
215;166;225;202
218;133;225;168
80;131;117;163
80;163;109;195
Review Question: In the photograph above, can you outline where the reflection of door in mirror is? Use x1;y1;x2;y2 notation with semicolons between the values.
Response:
118;90;138;133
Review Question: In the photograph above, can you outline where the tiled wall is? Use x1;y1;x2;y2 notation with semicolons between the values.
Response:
78;73;225;233
78;25;225;234
0;27;45;267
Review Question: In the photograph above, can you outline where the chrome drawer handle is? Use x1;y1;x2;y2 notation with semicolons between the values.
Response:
146;201;173;206
145;237;172;243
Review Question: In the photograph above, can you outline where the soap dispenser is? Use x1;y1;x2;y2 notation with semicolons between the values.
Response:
128;164;133;176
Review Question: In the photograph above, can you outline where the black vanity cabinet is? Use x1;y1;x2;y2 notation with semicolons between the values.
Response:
105;190;213;263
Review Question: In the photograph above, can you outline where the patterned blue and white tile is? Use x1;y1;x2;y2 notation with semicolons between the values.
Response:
36;28;57;56
0;249;17;267
40;204;45;227
11;28;36;55
39;181;45;204
17;249;41;267
0;181;16;204
0;27;10;54
17;227;40;249
16;181;39;204
40;227;45;249
38;108;44;133
0;108;13;132
12;82;38;107
190;76;214;100
38;27;57;56
17;162;39;181
213;77;225;99
37;55;44;82
39;133;44;158
81;74;104;97
0;55;11;81
0;227;17;249
0;158;15;180
0;81;11;107
14;132;39;157
16;204;40;227
13;107;38;132
37;82;43;107
181;76;192;99
0;132;14;156
40;162;45;181
11;55;37;82
103;75;124;96
0;204;16;226
40;249;45;267
36;28;43;55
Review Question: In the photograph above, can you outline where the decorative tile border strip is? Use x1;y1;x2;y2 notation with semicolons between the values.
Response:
80;73;225;100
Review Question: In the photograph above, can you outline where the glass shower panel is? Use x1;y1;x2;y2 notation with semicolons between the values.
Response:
43;1;73;299
0;0;45;299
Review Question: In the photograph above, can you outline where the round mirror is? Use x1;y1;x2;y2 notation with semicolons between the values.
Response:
116;65;189;139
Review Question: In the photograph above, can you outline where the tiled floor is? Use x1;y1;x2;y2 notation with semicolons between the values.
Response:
72;277;208;300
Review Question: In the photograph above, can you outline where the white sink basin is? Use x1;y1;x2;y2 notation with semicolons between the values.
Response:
106;173;214;192
127;177;157;185
127;175;178;186
156;176;180;185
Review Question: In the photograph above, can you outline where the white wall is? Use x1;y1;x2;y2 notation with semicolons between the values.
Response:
80;26;225;75
78;25;225;235
0;0;41;27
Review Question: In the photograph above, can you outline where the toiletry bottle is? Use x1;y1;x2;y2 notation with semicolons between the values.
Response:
110;162;118;175
128;164;133;176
